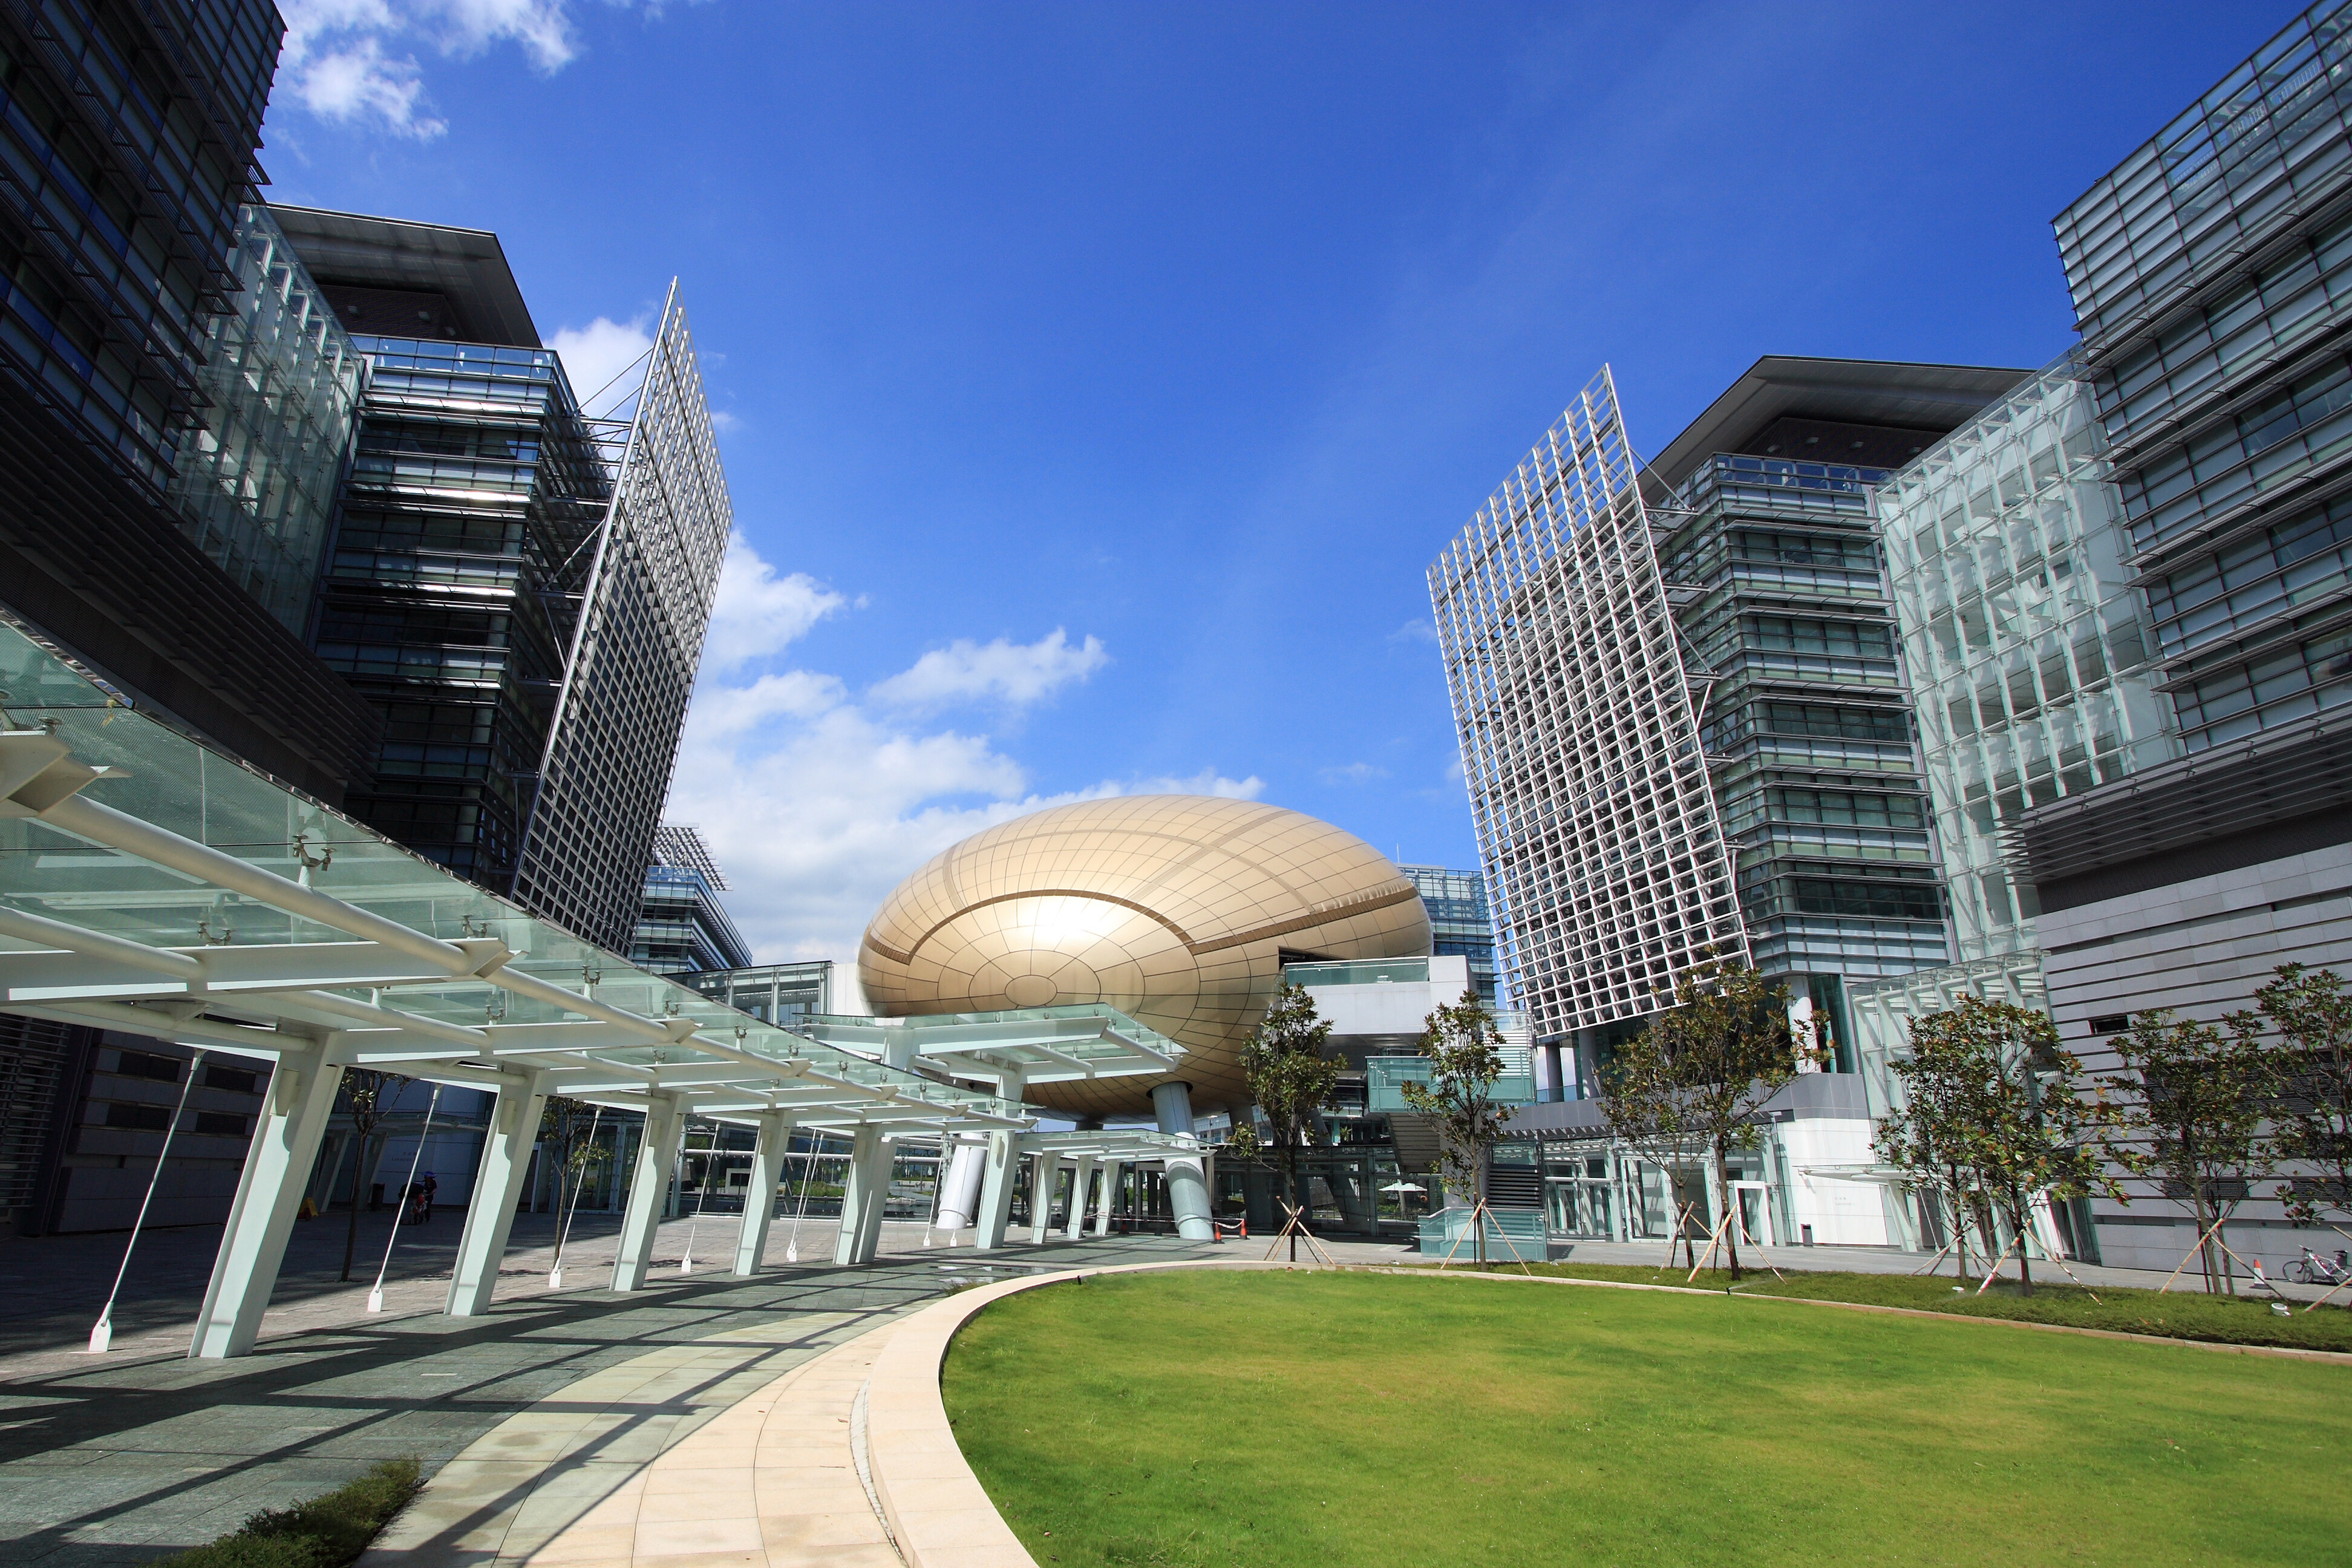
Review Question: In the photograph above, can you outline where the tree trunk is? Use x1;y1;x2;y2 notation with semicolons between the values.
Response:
339;1125;367;1281
2008;1183;2034;1296
1946;1170;1971;1282
2190;1186;2217;1296
1715;1140;1740;1281
1284;1144;1298;1263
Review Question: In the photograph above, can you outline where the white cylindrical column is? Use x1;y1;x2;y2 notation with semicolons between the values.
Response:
1027;1151;1057;1244
190;1043;347;1358
936;1137;987;1230
1093;1159;1119;1237
733;1111;794;1276
973;1131;1019;1251
1063;1155;1095;1241
835;1124;891;1266
445;1070;549;1316
612;1093;686;1292
1152;1081;1214;1241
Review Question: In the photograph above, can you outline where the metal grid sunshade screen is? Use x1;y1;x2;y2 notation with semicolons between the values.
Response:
1428;365;1748;1042
514;283;734;952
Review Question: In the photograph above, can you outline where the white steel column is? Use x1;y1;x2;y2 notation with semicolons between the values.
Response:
446;1070;550;1317
936;1136;986;1229
1063;1155;1095;1241
733;1111;794;1276
834;1125;890;1266
189;1041;347;1359
1093;1159;1119;1237
973;1131;1019;1252
1027;1151;1057;1244
1152;1081;1214;1241
613;1092;686;1292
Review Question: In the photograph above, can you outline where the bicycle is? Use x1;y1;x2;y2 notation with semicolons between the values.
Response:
2284;1247;2351;1287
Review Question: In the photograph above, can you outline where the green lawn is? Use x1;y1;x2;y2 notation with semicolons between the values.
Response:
1455;1261;2352;1352
941;1270;2352;1568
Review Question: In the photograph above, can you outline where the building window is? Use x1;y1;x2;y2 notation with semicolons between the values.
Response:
204;1064;259;1093
112;1049;180;1082
194;1111;249;1137
102;1102;171;1131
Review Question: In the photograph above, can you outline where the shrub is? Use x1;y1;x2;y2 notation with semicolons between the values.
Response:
152;1457;420;1568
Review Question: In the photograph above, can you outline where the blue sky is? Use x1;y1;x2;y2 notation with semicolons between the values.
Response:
265;0;2284;963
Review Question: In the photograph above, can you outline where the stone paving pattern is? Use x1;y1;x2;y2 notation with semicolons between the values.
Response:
0;1212;1214;1567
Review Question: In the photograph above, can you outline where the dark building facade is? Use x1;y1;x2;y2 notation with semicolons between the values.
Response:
633;823;751;975
1643;359;2025;1068
0;1;377;801
276;209;733;952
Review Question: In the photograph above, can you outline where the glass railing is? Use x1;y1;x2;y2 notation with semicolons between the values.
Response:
1282;958;1431;987
1365;1056;1537;1111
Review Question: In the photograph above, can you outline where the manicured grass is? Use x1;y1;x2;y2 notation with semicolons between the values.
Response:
1448;1260;2352;1353
151;1458;420;1567
942;1270;2351;1567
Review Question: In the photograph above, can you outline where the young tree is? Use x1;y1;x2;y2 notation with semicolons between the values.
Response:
1237;983;1341;1260
1593;1030;1704;1269
1399;988;1515;1267
540;1097;613;1221
1890;998;2121;1296
335;1068;411;1281
2106;1009;2279;1295
2244;964;2352;1232
1604;957;1820;1281
1873;1039;1985;1284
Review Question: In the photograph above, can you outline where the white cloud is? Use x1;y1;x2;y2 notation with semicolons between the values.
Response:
869;629;1109;711
701;534;849;673
549;315;654;413
276;1;676;137
1320;762;1389;785
667;541;1256;964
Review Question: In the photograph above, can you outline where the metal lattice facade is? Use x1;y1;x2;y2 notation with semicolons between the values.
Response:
514;284;733;951
1429;367;1746;1047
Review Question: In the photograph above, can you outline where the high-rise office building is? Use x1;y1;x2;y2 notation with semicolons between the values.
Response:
633;824;752;975
0;2;378;802
1432;361;2017;1073
1396;864;1501;1006
278;211;734;953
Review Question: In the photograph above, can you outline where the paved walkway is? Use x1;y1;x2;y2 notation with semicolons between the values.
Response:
0;1218;1217;1567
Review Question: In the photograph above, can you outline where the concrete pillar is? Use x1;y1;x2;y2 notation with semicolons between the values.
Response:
1027;1151;1057;1244
834;1125;890;1266
733;1111;794;1276
936;1137;987;1230
1093;1159;1119;1237
1063;1155;1096;1241
1152;1080;1214;1241
973;1131;1019;1251
612;1092;686;1292
446;1070;550;1317
190;1042;347;1359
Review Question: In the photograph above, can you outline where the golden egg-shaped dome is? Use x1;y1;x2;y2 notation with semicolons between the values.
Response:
857;795;1431;1117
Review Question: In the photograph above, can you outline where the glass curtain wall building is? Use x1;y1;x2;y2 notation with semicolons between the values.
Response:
633;824;752;975
1396;864;1501;1006
278;211;734;953
0;0;379;802
1874;354;2180;964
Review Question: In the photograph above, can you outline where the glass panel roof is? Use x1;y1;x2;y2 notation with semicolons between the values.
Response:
0;624;1025;1127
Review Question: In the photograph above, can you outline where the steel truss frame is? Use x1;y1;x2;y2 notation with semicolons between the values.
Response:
1428;365;1749;1043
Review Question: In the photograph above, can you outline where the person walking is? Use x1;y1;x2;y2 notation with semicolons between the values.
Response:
420;1170;438;1224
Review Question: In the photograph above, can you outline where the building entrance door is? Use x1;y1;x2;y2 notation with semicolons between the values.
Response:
1733;1181;1771;1247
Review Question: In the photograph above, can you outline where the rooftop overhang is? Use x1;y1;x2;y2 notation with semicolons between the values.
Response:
270;203;540;347
1014;1127;1201;1165
0;625;1030;1138
1641;356;2032;497
797;1007;1183;1086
